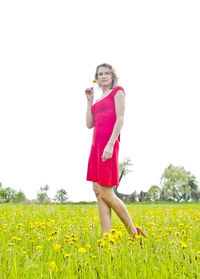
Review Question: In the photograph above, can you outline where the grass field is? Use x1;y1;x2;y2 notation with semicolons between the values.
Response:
0;202;200;278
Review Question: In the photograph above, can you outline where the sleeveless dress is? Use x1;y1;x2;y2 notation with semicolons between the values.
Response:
86;86;125;187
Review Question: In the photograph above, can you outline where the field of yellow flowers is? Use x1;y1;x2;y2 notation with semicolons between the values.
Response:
0;202;200;278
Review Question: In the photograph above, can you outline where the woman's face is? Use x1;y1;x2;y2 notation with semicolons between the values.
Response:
97;67;112;88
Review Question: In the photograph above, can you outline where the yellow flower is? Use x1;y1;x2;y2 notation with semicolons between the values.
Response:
12;236;18;240
116;231;123;237
93;79;97;83
8;242;14;246
63;253;71;258
135;234;141;239
103;232;111;238
179;241;188;248
36;245;42;251
166;227;173;232
53;244;61;251
197;251;200;255
51;261;58;272
47;237;54;241
17;223;23;227
78;247;86;253
85;243;91;248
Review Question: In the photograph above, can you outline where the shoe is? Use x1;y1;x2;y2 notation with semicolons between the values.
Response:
136;226;146;248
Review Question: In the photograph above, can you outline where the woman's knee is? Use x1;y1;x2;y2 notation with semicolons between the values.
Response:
100;186;114;203
92;182;101;198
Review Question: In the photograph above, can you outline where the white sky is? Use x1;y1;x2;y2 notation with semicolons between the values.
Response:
0;0;200;202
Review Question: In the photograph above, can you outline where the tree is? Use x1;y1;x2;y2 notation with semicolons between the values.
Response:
54;189;68;203
147;185;161;201
118;157;133;183
113;189;138;202
0;182;4;202
189;176;200;201
160;164;197;202
138;191;151;202
114;157;136;202
1;187;16;202
14;190;26;203
37;184;50;203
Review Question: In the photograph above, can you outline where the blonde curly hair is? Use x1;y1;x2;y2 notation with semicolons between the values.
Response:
95;63;119;89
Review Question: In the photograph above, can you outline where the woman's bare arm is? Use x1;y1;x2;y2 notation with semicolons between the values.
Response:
85;88;94;129
102;90;125;161
86;101;94;129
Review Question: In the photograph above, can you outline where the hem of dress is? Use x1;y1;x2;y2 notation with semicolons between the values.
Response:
86;179;118;187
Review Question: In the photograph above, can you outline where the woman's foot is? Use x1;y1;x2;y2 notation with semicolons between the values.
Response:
136;226;146;248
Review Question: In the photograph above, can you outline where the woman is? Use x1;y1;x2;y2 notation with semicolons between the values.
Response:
85;63;145;244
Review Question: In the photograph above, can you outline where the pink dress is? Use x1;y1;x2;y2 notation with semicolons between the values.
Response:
86;86;125;186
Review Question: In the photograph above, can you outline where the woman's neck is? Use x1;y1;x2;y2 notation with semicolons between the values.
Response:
102;85;112;94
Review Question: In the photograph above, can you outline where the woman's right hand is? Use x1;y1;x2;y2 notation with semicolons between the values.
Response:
85;87;94;104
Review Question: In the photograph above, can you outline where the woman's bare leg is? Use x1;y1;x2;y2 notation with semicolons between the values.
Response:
93;182;112;234
98;184;137;237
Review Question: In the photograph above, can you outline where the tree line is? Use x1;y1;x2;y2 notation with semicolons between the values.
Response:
115;158;200;202
0;158;199;203
0;183;68;204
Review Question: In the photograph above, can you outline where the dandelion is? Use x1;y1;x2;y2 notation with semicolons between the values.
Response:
197;251;200;255
116;231;123;237
53;244;61;251
78;247;86;253
36;245;42;251
47;237;54;241
103;232;111;238
179;241;188;248
166;227;173;232
51;261;58;272
17;223;23;228
8;242;14;246
93;79;98;83
85;243;91;248
63;253;71;258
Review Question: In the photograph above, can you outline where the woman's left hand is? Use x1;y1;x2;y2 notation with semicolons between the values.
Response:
101;143;114;162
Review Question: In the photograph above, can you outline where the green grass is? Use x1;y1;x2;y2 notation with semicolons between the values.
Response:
0;202;200;278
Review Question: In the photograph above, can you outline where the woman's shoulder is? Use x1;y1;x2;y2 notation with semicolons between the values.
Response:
112;86;125;96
